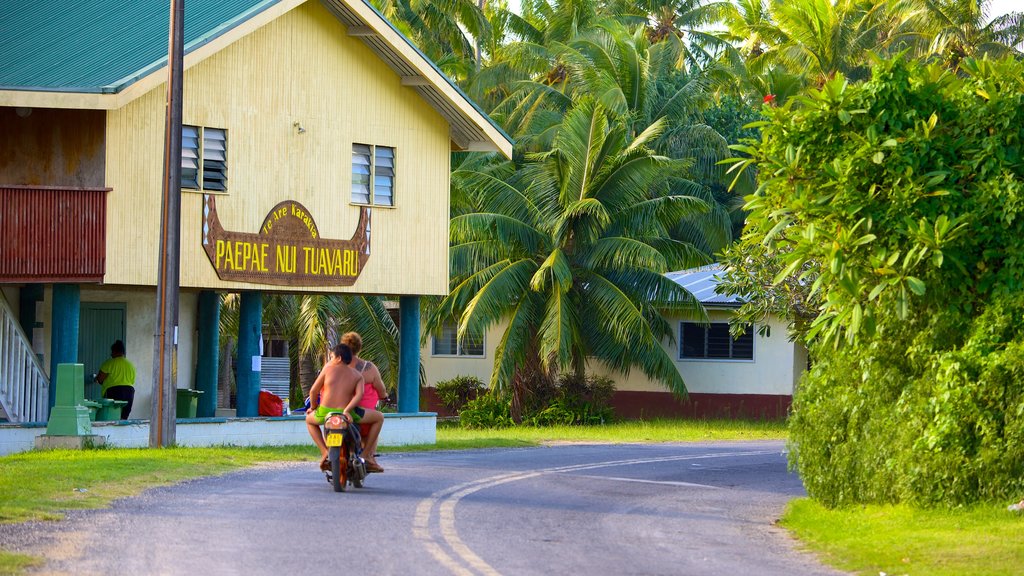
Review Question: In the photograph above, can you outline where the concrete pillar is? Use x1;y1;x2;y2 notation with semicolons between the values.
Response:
195;291;220;417
398;296;420;413
49;284;80;409
236;291;262;417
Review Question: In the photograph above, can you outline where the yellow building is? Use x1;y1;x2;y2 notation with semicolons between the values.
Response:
0;0;511;424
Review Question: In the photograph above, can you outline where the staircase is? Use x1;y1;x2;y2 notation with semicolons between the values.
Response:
0;291;49;422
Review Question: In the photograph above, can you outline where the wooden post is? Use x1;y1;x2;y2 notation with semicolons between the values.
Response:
151;0;184;447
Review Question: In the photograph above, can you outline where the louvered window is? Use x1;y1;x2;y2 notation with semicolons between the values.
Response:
679;322;754;360
181;125;228;192
432;323;484;357
352;143;394;206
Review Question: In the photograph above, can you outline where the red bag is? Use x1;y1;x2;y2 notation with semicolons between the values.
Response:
258;390;284;417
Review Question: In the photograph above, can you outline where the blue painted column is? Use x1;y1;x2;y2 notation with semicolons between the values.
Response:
398;295;420;413
195;291;220;417
49;284;80;409
235;291;262;417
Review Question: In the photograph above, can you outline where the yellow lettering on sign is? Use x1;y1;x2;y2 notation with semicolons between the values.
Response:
302;247;313;274
257;243;269;272
276;245;295;273
216;240;226;268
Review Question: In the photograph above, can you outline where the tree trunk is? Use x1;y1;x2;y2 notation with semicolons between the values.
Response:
299;353;317;398
218;336;235;409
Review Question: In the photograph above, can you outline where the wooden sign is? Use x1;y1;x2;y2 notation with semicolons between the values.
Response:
201;194;370;286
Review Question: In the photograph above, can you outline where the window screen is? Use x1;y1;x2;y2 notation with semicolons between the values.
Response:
432;323;484;357
203;128;227;191
679;322;754;360
352;144;372;204
181;125;227;192
181;125;200;189
374;147;394;206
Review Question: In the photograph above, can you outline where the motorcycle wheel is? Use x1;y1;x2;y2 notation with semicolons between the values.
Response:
329;446;345;492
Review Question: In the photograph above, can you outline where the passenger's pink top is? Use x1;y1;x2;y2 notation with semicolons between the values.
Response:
356;360;380;409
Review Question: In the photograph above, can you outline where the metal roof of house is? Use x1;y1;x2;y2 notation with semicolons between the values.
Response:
0;0;268;92
666;264;743;307
0;0;512;157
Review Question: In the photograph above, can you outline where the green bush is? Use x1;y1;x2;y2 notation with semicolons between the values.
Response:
458;393;514;429
524;373;616;426
748;56;1024;507
792;296;1024;507
460;372;618;428
434;375;485;413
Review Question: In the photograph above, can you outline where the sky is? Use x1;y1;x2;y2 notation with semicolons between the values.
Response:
990;0;1023;19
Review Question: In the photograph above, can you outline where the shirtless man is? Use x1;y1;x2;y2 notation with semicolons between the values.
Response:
305;343;384;471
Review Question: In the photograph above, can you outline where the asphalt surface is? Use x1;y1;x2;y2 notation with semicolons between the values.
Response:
1;441;846;575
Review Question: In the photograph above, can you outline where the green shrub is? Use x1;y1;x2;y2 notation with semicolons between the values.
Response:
457;372;618;428
792;295;1024;508
434;375;485;413
458;393;514;429
524;373;616;426
729;56;1024;507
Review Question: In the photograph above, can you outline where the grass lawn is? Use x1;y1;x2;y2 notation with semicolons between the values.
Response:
0;418;783;573
781;498;1024;576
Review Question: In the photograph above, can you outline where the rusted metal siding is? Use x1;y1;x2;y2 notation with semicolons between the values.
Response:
0;186;109;283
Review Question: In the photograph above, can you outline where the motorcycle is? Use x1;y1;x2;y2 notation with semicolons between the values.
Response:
322;411;368;492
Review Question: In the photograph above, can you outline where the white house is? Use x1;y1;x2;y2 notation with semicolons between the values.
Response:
420;265;806;419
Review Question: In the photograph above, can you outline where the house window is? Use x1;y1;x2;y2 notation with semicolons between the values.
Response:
432;323;484;357
182;125;227;192
352;144;394;206
679;322;754;360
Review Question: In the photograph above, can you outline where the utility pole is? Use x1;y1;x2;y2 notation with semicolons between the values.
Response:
151;0;184;447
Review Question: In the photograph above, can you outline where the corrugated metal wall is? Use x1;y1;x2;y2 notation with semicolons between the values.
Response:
0;186;108;282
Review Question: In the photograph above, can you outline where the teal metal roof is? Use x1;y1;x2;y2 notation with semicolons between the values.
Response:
0;0;279;92
1;0;512;155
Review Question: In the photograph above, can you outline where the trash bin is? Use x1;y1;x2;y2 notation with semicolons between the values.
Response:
96;398;128;421
81;400;101;422
176;388;204;418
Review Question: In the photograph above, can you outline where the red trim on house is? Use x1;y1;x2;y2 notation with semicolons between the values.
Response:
421;387;457;418
611;391;791;420
421;387;791;420
0;186;109;283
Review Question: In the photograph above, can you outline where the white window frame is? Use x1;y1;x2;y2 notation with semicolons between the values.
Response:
351;143;395;206
678;321;755;362
431;323;485;358
181;125;227;192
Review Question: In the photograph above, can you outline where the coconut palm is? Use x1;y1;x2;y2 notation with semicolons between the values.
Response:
260;294;401;398
429;98;713;421
915;0;1024;70
370;0;492;69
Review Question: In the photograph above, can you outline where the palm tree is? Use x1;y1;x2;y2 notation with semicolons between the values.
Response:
370;0;492;70
914;0;1024;70
260;294;401;399
429;98;712;421
761;0;885;84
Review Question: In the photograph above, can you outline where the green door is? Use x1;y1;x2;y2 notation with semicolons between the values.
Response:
79;303;126;400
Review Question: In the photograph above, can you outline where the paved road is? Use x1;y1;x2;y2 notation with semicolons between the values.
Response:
2;441;845;575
